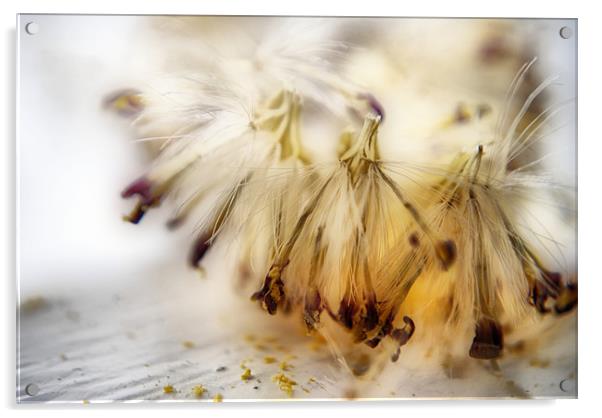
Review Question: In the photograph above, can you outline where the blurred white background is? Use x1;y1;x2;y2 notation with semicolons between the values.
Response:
18;15;195;298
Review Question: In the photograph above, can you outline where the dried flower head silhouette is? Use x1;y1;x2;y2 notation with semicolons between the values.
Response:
112;19;576;375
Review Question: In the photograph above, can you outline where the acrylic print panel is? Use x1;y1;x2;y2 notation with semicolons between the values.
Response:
17;15;577;402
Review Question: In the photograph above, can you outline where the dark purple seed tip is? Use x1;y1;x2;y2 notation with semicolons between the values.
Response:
338;300;355;330
554;282;578;315
121;177;153;201
454;104;470;124
189;234;212;268
408;232;420;248
166;216;186;230
122;203;147;224
476;104;492;119
365;338;381;348
358;93;385;121
437;239;457;270
542;270;562;289
364;301;379;332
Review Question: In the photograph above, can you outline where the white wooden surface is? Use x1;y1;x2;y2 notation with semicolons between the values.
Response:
17;261;577;403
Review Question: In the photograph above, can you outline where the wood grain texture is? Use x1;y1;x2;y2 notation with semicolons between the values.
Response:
17;264;577;403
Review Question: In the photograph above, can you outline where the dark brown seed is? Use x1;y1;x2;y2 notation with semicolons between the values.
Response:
264;295;278;315
529;280;550;314
554;282;577;314
479;36;510;64
408;232;420;248
338;299;356;330
453;103;471;124
542;270;562;293
122;202;148;224
365;313;394;348
436;240;457;270
251;275;274;301
389;317;416;362
390;316;415;346
303;289;323;330
469;318;504;359
476;103;492;119
253;273;285;316
189;233;212;268
363;299;379;332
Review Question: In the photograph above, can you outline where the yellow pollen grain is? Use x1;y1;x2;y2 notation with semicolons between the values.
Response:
182;340;195;349
529;358;551;368
264;356;277;364
163;385;174;394
272;373;297;397
279;361;293;371
192;385;206;398
213;393;223;402
241;368;253;381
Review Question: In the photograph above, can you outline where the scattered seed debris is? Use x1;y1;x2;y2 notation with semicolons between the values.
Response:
182;340;195;349
192;385;206;398
20;296;48;314
241;368;253;381
264;356;277;364
529;359;551;368
216;366;227;372
254;344;268;351
213;393;223;402
272;373;297;397
163;385;174;394
279;361;292;371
